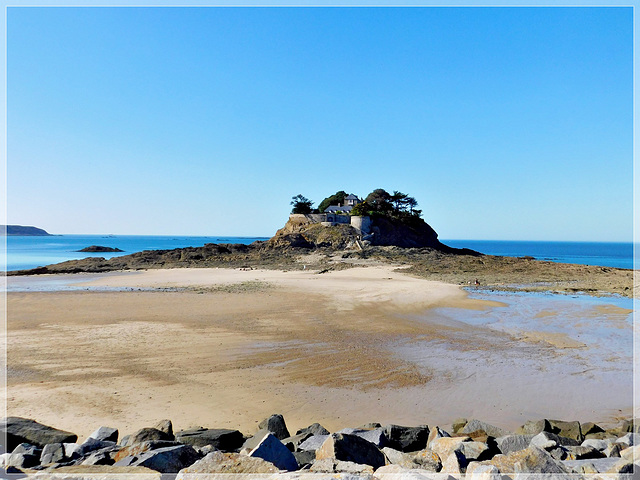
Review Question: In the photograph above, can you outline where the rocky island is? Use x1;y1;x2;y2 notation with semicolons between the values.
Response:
7;189;634;298
76;246;124;253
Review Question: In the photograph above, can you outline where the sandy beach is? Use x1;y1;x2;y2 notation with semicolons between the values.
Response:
4;265;634;442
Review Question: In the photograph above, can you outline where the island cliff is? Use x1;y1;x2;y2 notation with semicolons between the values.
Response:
2;225;51;236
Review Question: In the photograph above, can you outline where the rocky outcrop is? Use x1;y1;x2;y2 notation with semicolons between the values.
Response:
77;245;124;252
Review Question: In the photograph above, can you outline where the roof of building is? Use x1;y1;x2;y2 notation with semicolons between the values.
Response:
345;194;359;200
324;205;353;213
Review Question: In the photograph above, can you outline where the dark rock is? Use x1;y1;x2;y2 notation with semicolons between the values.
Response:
78;438;117;456
241;429;270;451
383;424;430;452
293;450;315;469
117;444;200;473
87;426;118;443
127;427;174;445
564;445;605;460
80;451;115;466
1;417;77;450
175;451;279;475
40;443;65;465
77;246;124;252
257;414;290;440
337;428;388;448
248;432;298;471
12;443;41;456
295;423;330;436
548;419;583;442
175;427;245;451
315;433;386;469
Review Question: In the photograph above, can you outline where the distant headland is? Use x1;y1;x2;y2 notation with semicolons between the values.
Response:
1;225;51;236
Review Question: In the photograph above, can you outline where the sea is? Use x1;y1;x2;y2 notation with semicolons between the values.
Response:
1;235;635;271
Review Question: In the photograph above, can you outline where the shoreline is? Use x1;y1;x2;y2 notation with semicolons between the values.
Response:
4;265;634;442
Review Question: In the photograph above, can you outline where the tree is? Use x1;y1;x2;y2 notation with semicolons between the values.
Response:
391;191;409;212
365;189;393;213
318;190;348;213
290;194;314;214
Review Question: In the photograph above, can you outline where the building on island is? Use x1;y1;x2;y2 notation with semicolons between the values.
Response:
323;194;361;214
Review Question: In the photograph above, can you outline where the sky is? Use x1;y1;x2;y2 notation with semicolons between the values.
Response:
6;6;634;241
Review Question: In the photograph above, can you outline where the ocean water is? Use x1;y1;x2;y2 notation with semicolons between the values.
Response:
1;235;634;271
3;235;269;271
442;239;634;270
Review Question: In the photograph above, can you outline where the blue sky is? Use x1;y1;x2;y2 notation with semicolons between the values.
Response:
7;6;633;240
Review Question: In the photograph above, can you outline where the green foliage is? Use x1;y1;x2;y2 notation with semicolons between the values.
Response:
290;194;314;214
356;188;422;219
318;190;347;213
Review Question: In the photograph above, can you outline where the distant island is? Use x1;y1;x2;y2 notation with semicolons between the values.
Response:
1;225;51;236
77;246;124;253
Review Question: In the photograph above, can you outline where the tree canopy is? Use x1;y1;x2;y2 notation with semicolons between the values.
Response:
290;194;314;214
354;188;421;218
317;191;348;213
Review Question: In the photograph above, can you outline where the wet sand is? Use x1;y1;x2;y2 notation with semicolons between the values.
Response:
4;266;634;441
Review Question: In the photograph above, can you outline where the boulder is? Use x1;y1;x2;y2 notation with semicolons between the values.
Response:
175;427;245;451
292;450;315;469
153;419;173;437
548;419;583;442
315;433;386;469
563;445;605;460
310;457;374;474
451;418;468;433
620;444;640;462
88;426;119;443
77;437;117;456
113;440;181;462
458;441;491;462
496;434;535;454
248;432;298;471
281;431;313;451
441;450;466;474
382;446;416;468
257;414;290;440
411;448;442;472
298;435;329;452
489;445;569;474
337;427;388;448
530;431;580;450
429;436;471;461
80;450;115;466
295;423;330;436
516;419;551;435
241;429;270;451
581;422;604;437
383;424;429;452
581;438;612;451
125;427;174;446
605;442;625;457
427;426;451;449
175;451;279;476
63;443;83;460
616;432;639;447
40;443;65;465
5;452;40;468
461;420;508;438
115;444;200;473
465;462;501;480
1;417;77;450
